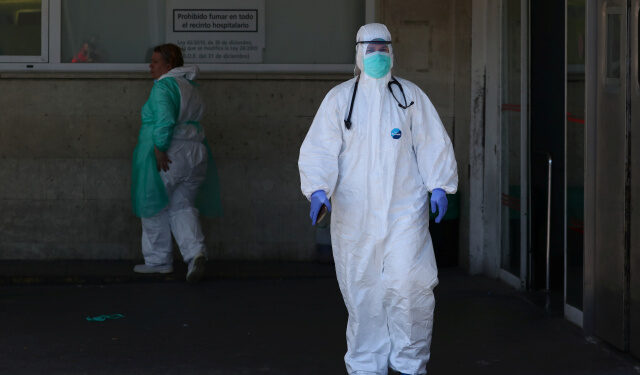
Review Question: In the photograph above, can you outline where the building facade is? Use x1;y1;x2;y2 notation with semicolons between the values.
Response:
1;0;638;360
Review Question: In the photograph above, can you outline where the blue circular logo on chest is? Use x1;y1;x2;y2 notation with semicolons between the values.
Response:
391;128;402;139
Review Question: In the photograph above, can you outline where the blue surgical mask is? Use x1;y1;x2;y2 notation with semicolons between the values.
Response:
363;53;391;79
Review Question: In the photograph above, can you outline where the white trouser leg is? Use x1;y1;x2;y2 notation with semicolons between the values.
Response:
160;140;208;264
141;207;173;266
168;180;206;263
384;226;438;375
332;234;390;375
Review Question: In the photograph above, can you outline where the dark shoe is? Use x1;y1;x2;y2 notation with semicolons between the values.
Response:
186;253;206;282
133;264;173;274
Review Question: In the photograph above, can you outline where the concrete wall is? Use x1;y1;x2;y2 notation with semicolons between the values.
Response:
0;73;344;260
382;0;472;267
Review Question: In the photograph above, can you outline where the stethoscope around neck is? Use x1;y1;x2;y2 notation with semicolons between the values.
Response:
344;75;415;130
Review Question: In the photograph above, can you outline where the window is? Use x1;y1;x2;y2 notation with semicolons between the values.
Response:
0;0;48;62
61;0;165;64
1;0;370;71
264;0;364;64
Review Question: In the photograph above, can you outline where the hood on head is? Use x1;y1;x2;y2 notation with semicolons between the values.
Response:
159;65;199;81
354;23;393;77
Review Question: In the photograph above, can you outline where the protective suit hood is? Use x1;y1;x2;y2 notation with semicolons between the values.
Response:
355;23;394;79
158;65;199;81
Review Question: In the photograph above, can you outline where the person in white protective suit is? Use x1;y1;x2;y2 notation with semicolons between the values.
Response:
131;43;222;282
298;24;458;374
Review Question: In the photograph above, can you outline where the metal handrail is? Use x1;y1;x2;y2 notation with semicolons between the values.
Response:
545;155;552;310
533;151;553;311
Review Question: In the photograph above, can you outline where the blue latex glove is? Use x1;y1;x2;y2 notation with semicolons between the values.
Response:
430;188;448;224
310;190;331;226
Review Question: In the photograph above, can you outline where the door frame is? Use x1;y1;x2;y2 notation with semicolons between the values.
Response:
498;0;530;290
583;0;598;337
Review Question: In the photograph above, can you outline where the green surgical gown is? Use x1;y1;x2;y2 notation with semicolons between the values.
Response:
131;77;222;218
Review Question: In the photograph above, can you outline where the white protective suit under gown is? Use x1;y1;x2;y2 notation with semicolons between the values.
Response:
298;24;458;375
141;66;208;266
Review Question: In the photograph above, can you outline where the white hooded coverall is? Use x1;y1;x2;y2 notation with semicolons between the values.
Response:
298;24;458;375
140;66;208;266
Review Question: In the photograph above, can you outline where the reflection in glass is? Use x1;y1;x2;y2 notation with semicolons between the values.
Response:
62;0;165;63
566;0;585;310
264;0;363;64
500;0;521;276
60;0;363;64
0;0;41;56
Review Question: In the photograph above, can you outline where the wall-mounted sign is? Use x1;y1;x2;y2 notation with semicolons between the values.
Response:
166;0;265;63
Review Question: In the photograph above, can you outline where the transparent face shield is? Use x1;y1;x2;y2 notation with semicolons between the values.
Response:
354;39;392;76
361;39;391;55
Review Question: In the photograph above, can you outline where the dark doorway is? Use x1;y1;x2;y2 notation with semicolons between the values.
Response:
529;0;565;311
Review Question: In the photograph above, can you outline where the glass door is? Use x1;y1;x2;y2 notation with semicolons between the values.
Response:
565;0;585;325
500;0;525;285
